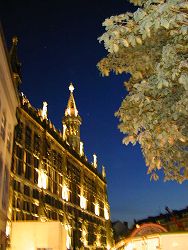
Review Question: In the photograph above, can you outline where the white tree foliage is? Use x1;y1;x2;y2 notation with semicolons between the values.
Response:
98;0;188;182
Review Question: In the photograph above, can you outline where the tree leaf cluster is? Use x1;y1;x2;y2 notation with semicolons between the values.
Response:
98;0;188;182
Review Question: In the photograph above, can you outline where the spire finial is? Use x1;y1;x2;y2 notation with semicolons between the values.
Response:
62;82;82;152
69;83;74;93
12;36;18;45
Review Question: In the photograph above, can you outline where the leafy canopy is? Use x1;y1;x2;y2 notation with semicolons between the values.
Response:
98;0;188;182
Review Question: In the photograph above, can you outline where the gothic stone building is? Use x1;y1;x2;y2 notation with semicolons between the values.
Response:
10;83;113;249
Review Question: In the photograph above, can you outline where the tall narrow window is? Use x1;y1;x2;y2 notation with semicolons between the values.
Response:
38;169;48;189
1;112;6;141
7;131;12;152
80;195;87;210
25;126;32;149
104;206;109;220
15;121;23;142
2;166;9;209
33;133;40;152
62;184;69;201
94;203;100;216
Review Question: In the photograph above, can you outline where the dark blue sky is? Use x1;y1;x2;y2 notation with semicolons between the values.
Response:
1;0;188;226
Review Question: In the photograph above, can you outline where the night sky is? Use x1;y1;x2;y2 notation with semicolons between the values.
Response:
1;0;188;227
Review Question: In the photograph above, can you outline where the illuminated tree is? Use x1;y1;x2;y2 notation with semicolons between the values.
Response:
98;0;188;182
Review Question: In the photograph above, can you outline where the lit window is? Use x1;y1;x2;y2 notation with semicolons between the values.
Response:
62;184;69;201
81;225;88;247
65;224;71;249
107;244;111;250
38;169;48;189
95;203;100;216
104;206;109;220
6;221;11;236
80;195;87;209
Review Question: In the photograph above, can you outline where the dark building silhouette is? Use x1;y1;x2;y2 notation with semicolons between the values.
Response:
134;206;188;232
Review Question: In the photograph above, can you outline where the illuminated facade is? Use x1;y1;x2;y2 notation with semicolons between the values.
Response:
10;83;113;249
113;232;188;250
0;27;20;249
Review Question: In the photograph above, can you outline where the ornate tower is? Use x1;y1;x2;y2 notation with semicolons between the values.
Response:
62;83;82;152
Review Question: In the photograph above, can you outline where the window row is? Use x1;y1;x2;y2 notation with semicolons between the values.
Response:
13;176;109;220
13;181;40;199
15;123;40;153
12;196;39;214
15;123;64;170
0;112;12;153
12;210;38;221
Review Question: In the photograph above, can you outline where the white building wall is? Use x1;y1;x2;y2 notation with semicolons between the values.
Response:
11;221;66;250
123;233;188;250
161;233;188;250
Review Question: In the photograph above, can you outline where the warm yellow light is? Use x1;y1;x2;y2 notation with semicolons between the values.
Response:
107;244;111;250
62;185;69;201
102;165;106;178
125;243;133;250
69;83;74;93
6;221;11;236
66;235;71;249
65;224;71;249
80;141;84;156
63;124;67;140
96;234;101;247
66;107;78;117
67;107;71;116
95;203;100;216
93;154;97;168
81;227;88;247
80;195;87;209
172;242;179;247
104;206;109;220
41;101;48;120
38;169;48;189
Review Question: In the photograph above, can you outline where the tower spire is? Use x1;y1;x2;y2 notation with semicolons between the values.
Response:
65;83;78;117
9;36;22;86
62;83;82;152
